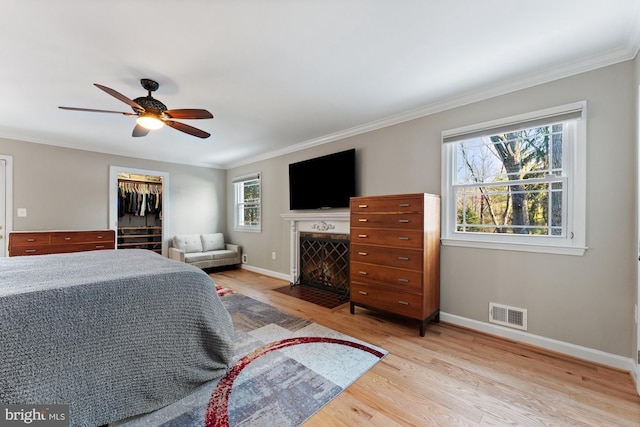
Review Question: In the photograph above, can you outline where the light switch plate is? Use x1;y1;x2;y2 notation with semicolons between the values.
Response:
17;208;27;217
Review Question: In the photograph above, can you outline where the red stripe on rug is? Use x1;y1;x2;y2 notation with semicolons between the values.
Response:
204;337;384;427
215;285;234;297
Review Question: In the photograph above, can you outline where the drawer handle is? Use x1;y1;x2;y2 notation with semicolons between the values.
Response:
358;204;368;208
358;218;368;222
97;236;103;239
359;291;369;296
398;236;410;240
398;278;409;283
95;245;105;249
25;249;37;253
358;271;368;275
64;237;72;240
398;300;410;305
358;234;368;238
399;203;410;207
398;256;410;261
27;238;35;242
399;219;410;223
358;252;368;256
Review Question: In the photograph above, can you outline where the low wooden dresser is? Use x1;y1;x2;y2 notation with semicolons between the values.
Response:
349;193;440;336
8;230;116;256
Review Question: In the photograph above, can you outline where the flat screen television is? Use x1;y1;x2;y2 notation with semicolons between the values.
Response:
288;148;356;210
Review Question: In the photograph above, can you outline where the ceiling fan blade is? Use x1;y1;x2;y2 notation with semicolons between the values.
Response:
58;106;137;115
164;109;213;119
132;124;150;137
94;83;144;111
165;120;210;139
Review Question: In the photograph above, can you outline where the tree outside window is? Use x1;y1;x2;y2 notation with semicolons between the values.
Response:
441;102;586;256
455;124;565;236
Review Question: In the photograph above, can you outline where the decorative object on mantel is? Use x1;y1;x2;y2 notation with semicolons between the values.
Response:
311;221;335;232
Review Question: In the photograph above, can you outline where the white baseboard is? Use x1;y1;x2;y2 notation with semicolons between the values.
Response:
231;269;637;385
441;312;635;373
240;264;291;282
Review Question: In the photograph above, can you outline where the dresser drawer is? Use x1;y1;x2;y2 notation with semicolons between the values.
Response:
350;228;423;248
50;230;115;244
13;243;114;256
9;233;51;246
9;246;55;256
351;195;424;214
350;244;423;270
350;282;423;319
351;213;424;230
50;242;115;253
350;261;423;292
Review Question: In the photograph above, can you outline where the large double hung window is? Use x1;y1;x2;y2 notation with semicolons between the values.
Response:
441;102;586;255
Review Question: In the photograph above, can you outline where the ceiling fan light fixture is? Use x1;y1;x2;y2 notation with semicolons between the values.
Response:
136;114;164;130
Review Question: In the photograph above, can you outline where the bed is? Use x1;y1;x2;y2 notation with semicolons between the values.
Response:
0;249;235;427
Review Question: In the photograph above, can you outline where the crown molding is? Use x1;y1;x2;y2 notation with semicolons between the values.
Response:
224;44;639;170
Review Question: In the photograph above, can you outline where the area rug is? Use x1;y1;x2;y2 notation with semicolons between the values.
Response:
114;291;386;427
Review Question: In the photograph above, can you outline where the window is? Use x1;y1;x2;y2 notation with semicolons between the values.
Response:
441;102;586;255
233;172;261;232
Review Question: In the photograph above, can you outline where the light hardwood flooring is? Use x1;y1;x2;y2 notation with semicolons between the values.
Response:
210;268;640;426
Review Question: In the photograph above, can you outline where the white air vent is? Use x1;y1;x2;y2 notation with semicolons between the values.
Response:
489;302;527;331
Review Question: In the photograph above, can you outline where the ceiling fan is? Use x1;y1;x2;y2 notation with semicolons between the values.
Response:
59;78;213;139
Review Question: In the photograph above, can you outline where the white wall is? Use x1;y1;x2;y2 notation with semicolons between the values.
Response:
0;137;227;242
227;60;637;359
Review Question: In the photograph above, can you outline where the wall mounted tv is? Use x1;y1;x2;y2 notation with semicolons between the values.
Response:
288;148;356;210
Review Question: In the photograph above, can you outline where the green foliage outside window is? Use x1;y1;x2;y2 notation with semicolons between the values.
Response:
455;124;564;236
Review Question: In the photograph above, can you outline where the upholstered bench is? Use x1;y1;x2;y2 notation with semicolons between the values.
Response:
168;233;242;269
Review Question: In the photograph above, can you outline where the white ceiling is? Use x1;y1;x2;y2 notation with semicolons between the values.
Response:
1;1;639;169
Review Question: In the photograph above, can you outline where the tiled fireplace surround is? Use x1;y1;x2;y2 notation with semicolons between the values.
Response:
280;212;350;293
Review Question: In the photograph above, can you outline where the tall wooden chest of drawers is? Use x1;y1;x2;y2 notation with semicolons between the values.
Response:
349;193;440;336
8;230;116;256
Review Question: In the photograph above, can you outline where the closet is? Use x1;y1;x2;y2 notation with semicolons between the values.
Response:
117;172;163;253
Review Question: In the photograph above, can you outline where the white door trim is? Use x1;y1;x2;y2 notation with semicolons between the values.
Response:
109;166;170;257
0;155;13;257
632;86;640;394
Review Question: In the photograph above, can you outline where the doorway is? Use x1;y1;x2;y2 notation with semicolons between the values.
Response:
636;84;640;391
0;155;13;257
109;166;169;256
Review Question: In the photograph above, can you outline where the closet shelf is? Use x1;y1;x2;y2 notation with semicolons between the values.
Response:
118;226;162;231
117;225;162;252
118;242;162;248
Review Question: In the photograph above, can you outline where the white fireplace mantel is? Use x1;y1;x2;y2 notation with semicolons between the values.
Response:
280;211;350;284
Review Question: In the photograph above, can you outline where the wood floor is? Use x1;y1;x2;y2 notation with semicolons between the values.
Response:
210;268;640;426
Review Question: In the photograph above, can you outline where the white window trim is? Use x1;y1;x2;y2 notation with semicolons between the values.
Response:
441;101;587;256
233;172;262;233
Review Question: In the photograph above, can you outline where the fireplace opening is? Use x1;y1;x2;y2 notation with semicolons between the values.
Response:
296;232;349;300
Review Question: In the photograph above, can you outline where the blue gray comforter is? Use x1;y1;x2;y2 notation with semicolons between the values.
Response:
0;249;234;426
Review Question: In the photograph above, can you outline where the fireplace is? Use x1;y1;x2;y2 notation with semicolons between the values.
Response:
280;211;350;297
298;232;349;298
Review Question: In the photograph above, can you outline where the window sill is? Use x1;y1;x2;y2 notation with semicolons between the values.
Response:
441;238;586;256
235;227;261;233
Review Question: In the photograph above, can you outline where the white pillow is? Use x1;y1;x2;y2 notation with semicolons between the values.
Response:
173;234;203;253
201;233;225;251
